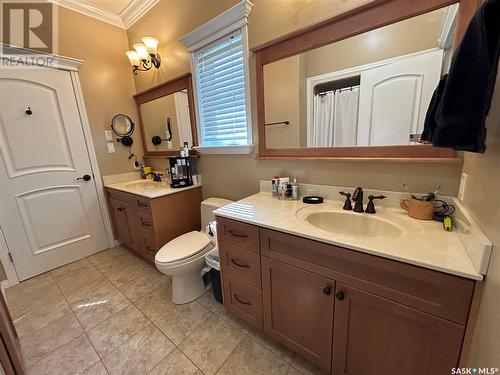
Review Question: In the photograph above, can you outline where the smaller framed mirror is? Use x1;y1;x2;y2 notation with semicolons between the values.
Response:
134;73;198;157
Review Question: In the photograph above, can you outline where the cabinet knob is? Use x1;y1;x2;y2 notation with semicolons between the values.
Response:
336;291;345;300
117;207;125;212
323;286;331;295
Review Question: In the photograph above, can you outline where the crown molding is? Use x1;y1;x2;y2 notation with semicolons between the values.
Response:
180;0;253;52
48;0;159;29
48;0;125;28
121;0;159;29
0;42;84;71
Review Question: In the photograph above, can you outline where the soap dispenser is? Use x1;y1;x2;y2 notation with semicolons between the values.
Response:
291;178;300;200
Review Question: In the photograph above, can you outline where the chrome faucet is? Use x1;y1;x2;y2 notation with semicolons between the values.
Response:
352;187;364;213
144;172;162;182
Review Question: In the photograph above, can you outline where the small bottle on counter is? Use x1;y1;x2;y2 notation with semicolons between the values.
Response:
272;176;280;197
292;177;300;200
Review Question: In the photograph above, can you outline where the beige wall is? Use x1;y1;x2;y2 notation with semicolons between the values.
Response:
462;71;500;366
58;6;142;176
129;0;461;201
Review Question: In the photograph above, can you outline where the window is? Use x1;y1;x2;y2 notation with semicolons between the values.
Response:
180;0;253;154
194;31;249;148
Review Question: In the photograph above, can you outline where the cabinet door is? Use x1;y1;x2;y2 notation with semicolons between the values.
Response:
262;257;334;372
109;198;135;247
332;283;464;375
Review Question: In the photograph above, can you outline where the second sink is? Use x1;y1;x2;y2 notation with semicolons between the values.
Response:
301;210;403;239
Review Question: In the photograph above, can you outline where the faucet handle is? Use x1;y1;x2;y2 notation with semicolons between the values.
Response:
339;191;352;211
365;195;386;214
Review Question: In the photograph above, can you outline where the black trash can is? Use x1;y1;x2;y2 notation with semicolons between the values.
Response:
209;268;223;303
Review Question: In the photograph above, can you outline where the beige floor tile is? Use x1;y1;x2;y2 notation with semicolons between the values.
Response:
178;314;244;375
196;290;225;315
27;335;99;375
103;258;153;288
148;349;202;375
102;323;174;375
13;298;71;338
51;258;103;296
20;312;84;368
135;286;210;345
86;304;149;357
84;361;109;375
88;246;136;273
217;337;293;375
244;325;295;364
118;269;169;302
5;273;66;320
65;277;131;330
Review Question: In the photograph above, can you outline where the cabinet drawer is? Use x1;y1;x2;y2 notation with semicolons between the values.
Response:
261;228;474;325
140;234;158;262
138;213;154;231
217;217;259;253
222;273;262;330
135;197;152;214
219;241;261;288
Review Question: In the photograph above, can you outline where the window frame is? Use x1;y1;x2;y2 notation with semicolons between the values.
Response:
180;0;253;154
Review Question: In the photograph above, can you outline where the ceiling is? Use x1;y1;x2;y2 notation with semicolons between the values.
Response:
51;0;159;29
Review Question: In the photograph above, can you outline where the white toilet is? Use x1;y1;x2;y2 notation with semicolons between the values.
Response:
155;197;233;304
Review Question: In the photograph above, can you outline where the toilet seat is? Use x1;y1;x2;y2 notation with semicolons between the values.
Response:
155;231;212;265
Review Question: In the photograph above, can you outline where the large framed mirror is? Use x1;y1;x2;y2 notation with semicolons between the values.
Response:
254;0;479;161
135;73;198;157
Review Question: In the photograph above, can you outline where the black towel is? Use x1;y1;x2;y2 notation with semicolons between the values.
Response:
421;0;500;153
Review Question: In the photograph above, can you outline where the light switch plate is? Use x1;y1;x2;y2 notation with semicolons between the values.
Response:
458;173;468;201
106;142;115;153
105;130;113;141
167;141;173;149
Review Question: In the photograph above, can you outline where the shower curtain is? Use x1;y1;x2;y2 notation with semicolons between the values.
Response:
310;87;360;147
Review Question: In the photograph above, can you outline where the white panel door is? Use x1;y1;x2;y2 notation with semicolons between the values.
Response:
0;68;108;280
357;49;443;146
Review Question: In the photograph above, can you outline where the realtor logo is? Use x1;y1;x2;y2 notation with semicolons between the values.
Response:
1;0;56;54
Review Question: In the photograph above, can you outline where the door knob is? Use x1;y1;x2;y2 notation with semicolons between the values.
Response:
336;291;345;300
323;286;332;295
77;174;92;181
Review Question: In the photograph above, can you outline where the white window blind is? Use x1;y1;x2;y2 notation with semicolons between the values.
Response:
194;30;249;147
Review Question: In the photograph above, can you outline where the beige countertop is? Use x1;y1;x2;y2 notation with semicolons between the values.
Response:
214;190;489;280
104;179;202;199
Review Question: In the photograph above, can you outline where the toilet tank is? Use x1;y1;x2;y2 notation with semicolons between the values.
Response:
200;198;233;230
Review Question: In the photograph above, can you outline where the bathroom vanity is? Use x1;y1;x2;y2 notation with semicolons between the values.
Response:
214;185;490;375
105;180;202;262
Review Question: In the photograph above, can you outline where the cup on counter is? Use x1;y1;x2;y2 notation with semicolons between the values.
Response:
399;198;435;220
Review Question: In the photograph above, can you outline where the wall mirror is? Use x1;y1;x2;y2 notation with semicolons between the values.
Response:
254;0;476;161
134;73;198;157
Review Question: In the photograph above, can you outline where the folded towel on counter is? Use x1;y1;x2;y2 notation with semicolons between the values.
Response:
421;0;500;153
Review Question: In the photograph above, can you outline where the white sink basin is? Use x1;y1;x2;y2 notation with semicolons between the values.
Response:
124;181;167;190
302;211;403;239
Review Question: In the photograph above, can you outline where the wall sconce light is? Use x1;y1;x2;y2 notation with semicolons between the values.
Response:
126;37;161;74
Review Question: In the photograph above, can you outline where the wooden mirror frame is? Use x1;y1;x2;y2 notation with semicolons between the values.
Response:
134;73;198;157
253;0;481;162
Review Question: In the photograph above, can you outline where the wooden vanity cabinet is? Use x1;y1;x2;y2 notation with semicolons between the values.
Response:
106;186;202;262
216;216;476;375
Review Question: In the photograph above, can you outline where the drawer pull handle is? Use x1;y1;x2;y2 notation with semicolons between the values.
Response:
228;229;248;238
336;291;344;300
137;201;149;208
142;220;152;227
230;259;250;268
323;287;332;296
117;207;125;212
234;294;252;306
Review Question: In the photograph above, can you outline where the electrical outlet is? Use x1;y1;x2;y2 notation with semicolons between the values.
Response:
458;173;468;201
105;130;113;141
106;142;115;154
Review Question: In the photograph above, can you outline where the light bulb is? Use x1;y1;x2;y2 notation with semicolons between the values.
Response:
133;43;150;60
142;37;159;55
125;50;140;66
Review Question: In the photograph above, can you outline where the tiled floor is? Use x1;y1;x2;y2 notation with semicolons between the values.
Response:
5;246;326;375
